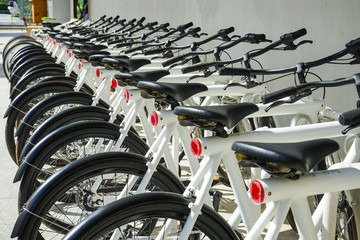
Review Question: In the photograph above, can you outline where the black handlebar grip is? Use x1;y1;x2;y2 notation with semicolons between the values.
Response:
218;67;252;76
113;15;120;22
244;33;266;43
100;15;106;21
162;55;184;67
160;23;170;29
346;37;360;54
137;17;146;25
124;46;142;54
280;28;307;44
217;27;235;36
144;48;165;55
146;21;158;27
339;108;360;126
181;63;208;74
128;18;136;25
178;22;193;31
261;86;298;104
188;27;201;34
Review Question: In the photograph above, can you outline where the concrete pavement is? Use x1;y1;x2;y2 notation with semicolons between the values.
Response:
0;29;26;240
0;13;25;27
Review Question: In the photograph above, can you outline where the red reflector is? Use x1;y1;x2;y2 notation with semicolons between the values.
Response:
47;36;50;40
151;111;158;126
69;52;71;58
112;78;117;89
190;138;202;156
53;40;56;45
78;62;81;70
66;49;69;54
251;180;264;204
96;69;100;78
44;35;46;39
124;89;129;102
59;43;61;50
79;59;83;62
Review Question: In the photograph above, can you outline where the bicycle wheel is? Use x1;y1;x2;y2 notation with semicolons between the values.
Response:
17;121;149;208
17;105;128;163
62;192;241;240
312;157;359;239
15;92;95;160
13;152;185;240
5;81;87;164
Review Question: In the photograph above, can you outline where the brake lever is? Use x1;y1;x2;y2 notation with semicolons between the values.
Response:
283;40;313;50
168;58;192;70
265;100;287;112
342;123;360;134
186;71;214;83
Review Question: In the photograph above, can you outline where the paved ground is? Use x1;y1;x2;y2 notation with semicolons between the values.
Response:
0;13;25;27
0;29;26;240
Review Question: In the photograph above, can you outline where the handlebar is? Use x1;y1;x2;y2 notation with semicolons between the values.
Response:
261;75;356;104
280;28;307;44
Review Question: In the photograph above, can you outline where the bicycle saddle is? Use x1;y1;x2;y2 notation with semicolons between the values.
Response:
114;70;170;86
72;42;108;51
231;139;339;177
72;49;111;61
102;58;151;71
137;81;208;102
89;54;129;67
174;103;259;130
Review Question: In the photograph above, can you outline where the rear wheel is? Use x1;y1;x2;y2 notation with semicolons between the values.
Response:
18;121;149;208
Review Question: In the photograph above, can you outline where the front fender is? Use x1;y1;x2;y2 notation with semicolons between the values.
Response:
4;80;76;118
16;91;94;136
12;152;184;238
14;121;122;183
18;105;112;160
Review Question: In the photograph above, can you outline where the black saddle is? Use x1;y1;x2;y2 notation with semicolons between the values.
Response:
73;42;108;51
72;49;111;61
89;54;129;67
114;70;169;86
102;57;151;71
174;103;259;135
137;81;208;102
231;139;339;177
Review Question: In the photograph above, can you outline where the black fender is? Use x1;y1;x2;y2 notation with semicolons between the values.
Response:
10;49;48;72
4;80;77;118
63;192;240;240
10;72;77;100
16;91;94;136
18;62;65;80
10;66;66;99
9;55;55;83
11;152;185;238
14;121;124;182
17;106;130;161
9;47;46;69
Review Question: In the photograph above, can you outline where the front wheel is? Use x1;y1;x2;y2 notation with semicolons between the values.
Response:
63;192;241;240
14;152;185;240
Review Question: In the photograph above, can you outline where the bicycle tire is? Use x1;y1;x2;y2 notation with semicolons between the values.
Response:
9;56;57;92
63;192;241;240
17;121;149;207
13;152;185;240
15;92;95;160
5;81;86;164
17;106;127;162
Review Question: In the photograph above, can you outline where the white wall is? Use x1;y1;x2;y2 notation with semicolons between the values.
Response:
88;0;360;113
47;0;70;23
